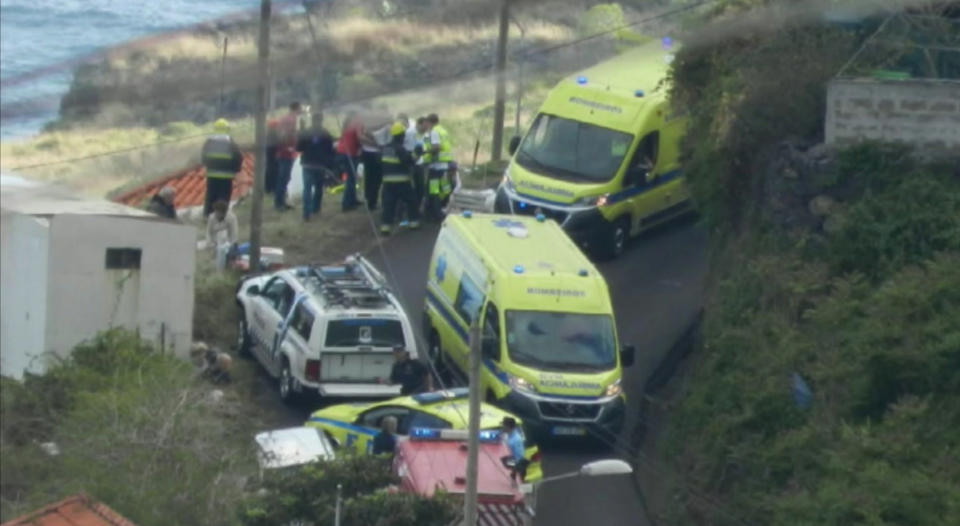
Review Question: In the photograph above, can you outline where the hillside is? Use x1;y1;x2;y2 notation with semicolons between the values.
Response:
656;2;960;525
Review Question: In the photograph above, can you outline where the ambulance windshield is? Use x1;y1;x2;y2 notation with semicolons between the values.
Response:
515;113;631;183
504;311;616;371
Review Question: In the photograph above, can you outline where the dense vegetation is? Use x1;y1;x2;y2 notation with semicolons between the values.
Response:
662;4;960;525
0;330;457;525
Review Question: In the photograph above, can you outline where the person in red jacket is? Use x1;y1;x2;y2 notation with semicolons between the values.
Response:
336;111;362;211
274;102;303;211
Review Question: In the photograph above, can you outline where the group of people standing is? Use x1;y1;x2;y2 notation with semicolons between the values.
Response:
150;103;458;249
262;104;458;232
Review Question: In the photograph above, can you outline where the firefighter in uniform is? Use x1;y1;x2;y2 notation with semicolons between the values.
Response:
424;113;453;222
379;121;420;234
202;118;244;217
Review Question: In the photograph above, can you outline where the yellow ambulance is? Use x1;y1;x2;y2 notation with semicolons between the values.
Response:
423;212;635;441
494;38;690;259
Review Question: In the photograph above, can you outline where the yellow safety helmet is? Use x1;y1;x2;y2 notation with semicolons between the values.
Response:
213;118;230;132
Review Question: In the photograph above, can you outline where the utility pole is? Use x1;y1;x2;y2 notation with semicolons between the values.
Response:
218;36;229;117
463;322;482;526
249;0;271;273
490;0;510;162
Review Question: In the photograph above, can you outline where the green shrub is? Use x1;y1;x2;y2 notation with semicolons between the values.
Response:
0;330;256;525
241;454;458;526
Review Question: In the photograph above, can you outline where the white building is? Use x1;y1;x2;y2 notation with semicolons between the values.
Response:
1;175;196;379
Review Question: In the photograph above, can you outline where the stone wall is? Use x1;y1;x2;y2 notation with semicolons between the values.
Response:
825;78;960;157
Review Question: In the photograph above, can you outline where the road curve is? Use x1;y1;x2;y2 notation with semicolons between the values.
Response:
367;216;706;526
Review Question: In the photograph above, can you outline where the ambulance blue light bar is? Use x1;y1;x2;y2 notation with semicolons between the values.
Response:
412;388;469;405
409;428;502;443
662;36;673;49
514;265;525;274
577;76;588;85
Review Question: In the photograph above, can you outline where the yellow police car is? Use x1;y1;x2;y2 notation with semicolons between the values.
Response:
305;388;543;481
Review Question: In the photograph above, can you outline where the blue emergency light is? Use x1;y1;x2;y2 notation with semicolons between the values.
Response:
514;265;525;274
517;201;528;209
410;428;442;440
577;76;588;85
535;213;546;222
634;90;645;98
408;428;502;443
662;36;673;49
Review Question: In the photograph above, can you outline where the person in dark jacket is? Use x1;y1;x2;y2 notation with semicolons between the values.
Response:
372;415;398;456
146;186;177;219
202;119;244;217
296;112;336;221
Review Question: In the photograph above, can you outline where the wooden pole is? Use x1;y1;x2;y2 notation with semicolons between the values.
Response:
491;0;510;162
463;322;482;526
218;37;229;116
249;0;272;273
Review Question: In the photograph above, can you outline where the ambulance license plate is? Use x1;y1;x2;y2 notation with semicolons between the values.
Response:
551;426;586;436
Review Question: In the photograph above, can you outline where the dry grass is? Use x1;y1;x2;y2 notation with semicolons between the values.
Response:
98;15;571;76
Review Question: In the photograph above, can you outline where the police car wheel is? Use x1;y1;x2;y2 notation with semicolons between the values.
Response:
278;360;297;404
236;312;251;358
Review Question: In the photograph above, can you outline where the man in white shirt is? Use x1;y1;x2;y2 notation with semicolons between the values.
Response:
207;200;239;252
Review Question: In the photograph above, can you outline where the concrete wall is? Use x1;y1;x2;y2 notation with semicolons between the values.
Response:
0;214;51;379
45;215;196;360
826;79;960;156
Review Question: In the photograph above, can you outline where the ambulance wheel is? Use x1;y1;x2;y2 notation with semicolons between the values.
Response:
236;310;251;358
599;217;630;260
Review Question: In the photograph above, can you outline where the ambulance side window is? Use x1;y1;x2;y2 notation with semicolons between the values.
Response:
454;275;484;325
482;302;501;362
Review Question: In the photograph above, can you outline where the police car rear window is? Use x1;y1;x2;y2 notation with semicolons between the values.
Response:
325;319;405;348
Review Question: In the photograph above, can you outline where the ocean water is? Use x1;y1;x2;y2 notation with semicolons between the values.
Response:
0;0;267;139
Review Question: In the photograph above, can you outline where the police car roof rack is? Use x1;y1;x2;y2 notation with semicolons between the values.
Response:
306;254;395;310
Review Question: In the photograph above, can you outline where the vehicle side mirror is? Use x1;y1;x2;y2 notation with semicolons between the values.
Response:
247;285;260;296
508;136;521;156
620;345;636;367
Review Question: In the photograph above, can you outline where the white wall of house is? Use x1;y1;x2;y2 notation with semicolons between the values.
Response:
0;213;51;379
44;215;197;361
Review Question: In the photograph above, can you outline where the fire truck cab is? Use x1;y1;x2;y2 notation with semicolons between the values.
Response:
394;428;535;526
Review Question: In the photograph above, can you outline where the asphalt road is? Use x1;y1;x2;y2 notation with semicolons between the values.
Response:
366;216;707;526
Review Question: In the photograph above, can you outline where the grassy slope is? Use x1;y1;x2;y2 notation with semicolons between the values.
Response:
661;7;960;526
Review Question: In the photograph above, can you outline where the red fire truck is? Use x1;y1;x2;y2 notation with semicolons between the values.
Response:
393;428;536;526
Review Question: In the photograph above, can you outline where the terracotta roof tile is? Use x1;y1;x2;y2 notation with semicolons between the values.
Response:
114;152;254;209
1;495;138;526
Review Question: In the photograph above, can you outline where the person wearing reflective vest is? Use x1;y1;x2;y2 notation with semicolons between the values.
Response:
424;113;453;222
379;121;420;234
202;119;244;217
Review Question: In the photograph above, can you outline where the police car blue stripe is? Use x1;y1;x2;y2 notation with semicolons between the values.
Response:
308;417;377;436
